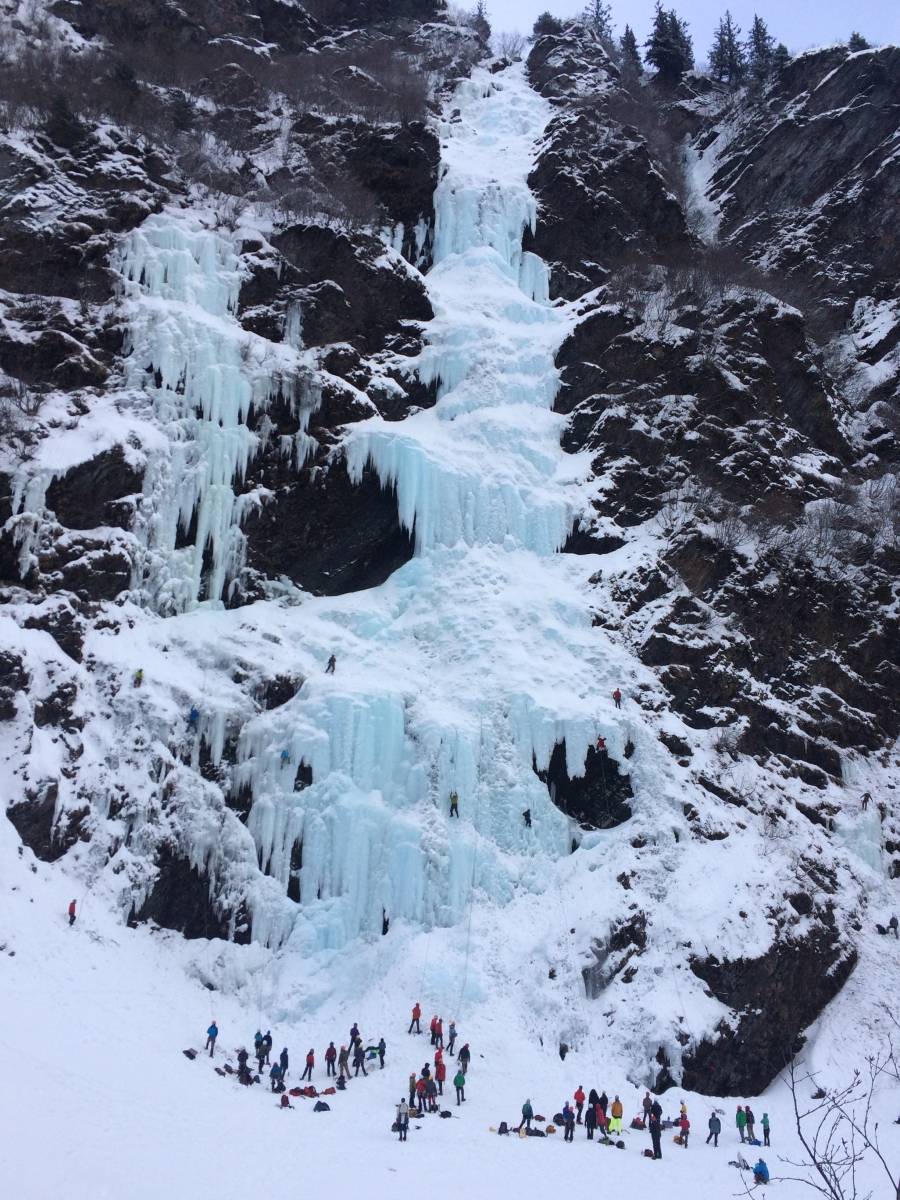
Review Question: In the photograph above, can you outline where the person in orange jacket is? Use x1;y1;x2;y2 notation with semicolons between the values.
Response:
409;1003;421;1034
609;1095;624;1133
574;1085;586;1124
300;1048;314;1081
435;1057;446;1095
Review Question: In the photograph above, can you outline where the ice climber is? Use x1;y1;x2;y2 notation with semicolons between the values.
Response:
325;654;336;674
205;1021;218;1057
574;1084;585;1123
450;792;460;818
890;915;899;938
595;735;607;755
68;899;77;926
396;1099;409;1142
325;1042;337;1076
409;1002;421;1034
522;808;532;828
188;705;200;730
613;688;622;709
454;1068;466;1105
707;1112;721;1146
862;791;871;811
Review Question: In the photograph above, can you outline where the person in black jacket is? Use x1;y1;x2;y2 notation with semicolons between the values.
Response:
353;1042;367;1076
707;1112;721;1146
649;1111;663;1159
585;1102;597;1140
279;1048;289;1078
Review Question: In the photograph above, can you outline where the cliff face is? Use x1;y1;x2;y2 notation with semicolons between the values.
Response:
1;5;898;1099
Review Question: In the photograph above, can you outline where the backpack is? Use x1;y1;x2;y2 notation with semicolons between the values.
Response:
553;1112;565;1124
440;1111;452;1119
313;1101;330;1112
644;1149;655;1159
545;1125;557;1135
289;1088;302;1097
498;1122;509;1136
391;1122;399;1132
183;1049;197;1060
527;1128;545;1137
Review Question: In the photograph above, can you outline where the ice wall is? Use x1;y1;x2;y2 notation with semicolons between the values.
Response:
116;212;314;613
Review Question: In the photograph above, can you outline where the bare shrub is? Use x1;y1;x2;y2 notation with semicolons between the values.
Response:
495;30;527;60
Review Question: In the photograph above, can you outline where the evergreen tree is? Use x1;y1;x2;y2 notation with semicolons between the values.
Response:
645;3;693;83
746;14;775;86
620;24;644;80
468;0;491;41
848;31;870;51
532;11;563;39
582;1;613;43
709;10;746;87
771;42;791;72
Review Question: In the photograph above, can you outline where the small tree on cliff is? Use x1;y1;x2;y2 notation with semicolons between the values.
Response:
532;12;564;39
645;3;694;83
709;10;746;87
620;24;644;84
746;14;775;87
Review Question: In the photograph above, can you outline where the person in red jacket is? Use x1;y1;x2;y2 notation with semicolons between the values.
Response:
679;1112;690;1148
613;688;622;709
435;1017;444;1049
300;1049;314;1082
325;1042;337;1077
430;1015;438;1045
595;735;607;755
435;1057;446;1095
409;1003;421;1034
415;1076;427;1115
574;1085;586;1124
68;899;77;926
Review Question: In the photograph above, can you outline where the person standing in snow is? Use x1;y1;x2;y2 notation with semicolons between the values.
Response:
598;1089;609;1116
256;1041;266;1074
353;1041;367;1076
762;1112;771;1146
269;1062;283;1092
300;1048;314;1081
378;1037;386;1069
325;654;336;674
435;1056;446;1095
585;1101;597;1139
408;1071;417;1108
707;1112;721;1146
409;1002;421;1034
205;1021;218;1057
396;1099;409;1142
279;1047;289;1079
454;1069;467;1106
563;1102;576;1142
430;1014;438;1045
745;1105;756;1142
736;1105;747;1142
338;1045;350;1080
609;1094;623;1133
613;688;622;709
457;1043;471;1073
449;792;460;818
426;1076;438;1112
325;1042;337;1076
446;1020;457;1055
416;1075;427;1114
649;1109;663;1159
68;899;77;926
261;1031;272;1065
889;915;899;938
518;1099;533;1132
642;1090;653;1121
349;1022;359;1044
679;1112;690;1147
574;1085;585;1123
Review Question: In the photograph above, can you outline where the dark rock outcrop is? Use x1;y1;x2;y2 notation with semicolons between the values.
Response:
536;739;633;829
130;845;248;942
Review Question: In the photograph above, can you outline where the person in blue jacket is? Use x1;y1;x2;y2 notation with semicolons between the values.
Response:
753;1159;769;1185
270;1062;284;1092
205;1021;218;1057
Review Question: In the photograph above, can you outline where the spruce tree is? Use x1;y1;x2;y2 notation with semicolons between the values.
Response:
771;42;791;73
620;25;644;80
645;3;693;82
746;14;775;86
848;31;870;51
532;11;563;39
469;0;491;40
709;10;745;87
582;1;613;43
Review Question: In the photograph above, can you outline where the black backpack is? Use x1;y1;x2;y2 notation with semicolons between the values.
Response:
314;1101;330;1112
440;1110;452;1119
498;1122;509;1136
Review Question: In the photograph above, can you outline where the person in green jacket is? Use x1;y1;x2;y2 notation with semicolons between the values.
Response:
736;1105;747;1142
454;1069;466;1106
762;1112;770;1146
518;1099;533;1132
